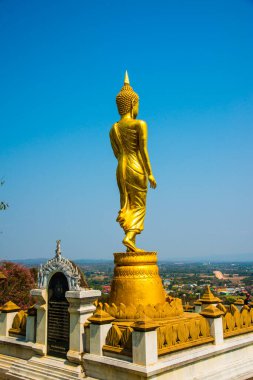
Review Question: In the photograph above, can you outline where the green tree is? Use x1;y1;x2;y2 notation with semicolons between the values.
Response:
0;180;8;210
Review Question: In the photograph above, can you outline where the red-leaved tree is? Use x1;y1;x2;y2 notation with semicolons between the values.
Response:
0;262;36;309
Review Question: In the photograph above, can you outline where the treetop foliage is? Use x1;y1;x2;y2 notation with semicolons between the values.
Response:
0;180;8;210
0;262;37;309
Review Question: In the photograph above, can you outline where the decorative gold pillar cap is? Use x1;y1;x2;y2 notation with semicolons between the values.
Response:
200;304;224;318
0;272;6;280
199;285;222;304
194;300;202;305
88;305;115;325
132;315;159;332
1;301;20;313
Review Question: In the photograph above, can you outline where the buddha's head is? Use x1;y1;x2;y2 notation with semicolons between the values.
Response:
116;71;139;118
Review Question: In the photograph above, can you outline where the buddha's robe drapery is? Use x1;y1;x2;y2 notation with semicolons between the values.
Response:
110;122;148;234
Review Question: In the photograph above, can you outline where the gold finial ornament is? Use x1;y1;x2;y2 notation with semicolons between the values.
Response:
111;72;157;252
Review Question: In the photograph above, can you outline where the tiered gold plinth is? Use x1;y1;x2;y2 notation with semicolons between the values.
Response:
110;252;165;307
90;251;214;358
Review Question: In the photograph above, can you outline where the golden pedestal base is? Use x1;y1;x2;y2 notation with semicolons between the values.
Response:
110;252;165;307
101;252;183;321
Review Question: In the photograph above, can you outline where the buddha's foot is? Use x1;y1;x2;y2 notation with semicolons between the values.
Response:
123;237;145;252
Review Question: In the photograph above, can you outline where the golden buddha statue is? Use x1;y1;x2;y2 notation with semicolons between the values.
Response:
110;72;157;252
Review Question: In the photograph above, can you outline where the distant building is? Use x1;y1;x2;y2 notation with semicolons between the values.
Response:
213;271;224;280
102;285;111;294
216;286;238;295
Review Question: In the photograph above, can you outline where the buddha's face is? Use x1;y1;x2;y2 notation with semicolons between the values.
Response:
132;101;139;119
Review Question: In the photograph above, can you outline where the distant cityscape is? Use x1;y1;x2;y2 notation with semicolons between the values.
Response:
5;259;253;306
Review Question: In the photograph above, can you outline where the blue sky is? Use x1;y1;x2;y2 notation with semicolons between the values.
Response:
0;0;252;261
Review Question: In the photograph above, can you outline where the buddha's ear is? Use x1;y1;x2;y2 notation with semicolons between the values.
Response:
131;98;138;111
131;99;139;119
